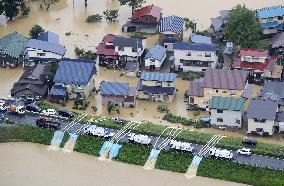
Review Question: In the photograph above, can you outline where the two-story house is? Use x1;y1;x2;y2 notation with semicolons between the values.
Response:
257;81;284;108
24;39;66;66
144;45;167;70
0;32;28;68
256;5;284;35
209;96;244;128
137;71;177;103
173;42;218;72
49;58;96;103
100;81;136;108
158;16;184;51
188;69;248;110
247;99;279;136
232;48;282;83
122;4;162;33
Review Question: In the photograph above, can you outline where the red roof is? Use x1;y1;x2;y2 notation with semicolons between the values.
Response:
96;43;118;57
232;56;278;71
239;48;268;58
131;4;162;20
103;34;115;43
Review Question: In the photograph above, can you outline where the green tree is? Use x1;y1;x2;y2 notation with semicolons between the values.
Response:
0;0;22;20
86;14;103;23
41;0;59;10
184;18;196;32
223;4;261;48
29;24;45;39
107;102;116;114
118;0;145;13
103;9;119;22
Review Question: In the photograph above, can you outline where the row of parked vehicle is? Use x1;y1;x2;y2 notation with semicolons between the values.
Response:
169;140;194;153
84;125;115;139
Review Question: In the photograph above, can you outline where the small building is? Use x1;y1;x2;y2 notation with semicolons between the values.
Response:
257;81;284;107
188;69;248;110
190;34;212;44
209;96;244;128
158;16;184;51
256;6;284;35
100;81;136;107
144;45;167;70
173;42;218;72
247;99;278;136
137;71;176;103
270;32;284;56
24;39;66;66
96;34;119;68
232;48;282;83
122;4;162;33
37;31;59;43
0;32;28;68
11;64;48;99
113;36;145;64
49;58;96;102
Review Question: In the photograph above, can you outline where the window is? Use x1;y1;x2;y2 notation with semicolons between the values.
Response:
156;82;162;87
215;89;219;93
118;47;124;51
278;16;283;20
217;118;223;122
37;52;45;56
205;53;211;57
150;58;155;62
222;90;227;93
186;52;191;56
230;90;236;96
167;82;171;86
254;118;266;123
197;53;202;57
268;17;273;22
217;109;223;113
236;119;240;124
132;48;137;52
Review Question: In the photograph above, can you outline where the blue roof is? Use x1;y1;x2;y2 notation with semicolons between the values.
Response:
50;86;66;96
159;16;184;34
191;34;212;44
137;81;175;95
144;45;167;61
257;5;284;19
38;31;59;43
100;82;129;96
53;58;96;85
140;71;176;82
211;17;223;32
27;39;65;56
260;21;280;29
173;42;217;52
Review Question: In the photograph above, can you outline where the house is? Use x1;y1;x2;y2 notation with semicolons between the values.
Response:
276;112;284;132
257;81;284;107
137;71;177;103
49;58;96;102
208;10;231;38
24;39;66;66
270;32;284;56
190;34;212;44
188;69;248;110
113;36;145;63
0;32;28;68
144;45;167;70
256;6;284;35
96;34;119;68
173;42;218;72
11;64;48;99
247;99;278;136
158;16;184;50
100;81;136;107
37;31;59;43
232;49;282;83
209;96;244;128
122;4;162;33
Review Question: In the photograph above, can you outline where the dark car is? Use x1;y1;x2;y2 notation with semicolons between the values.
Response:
242;137;257;146
36;117;61;130
24;97;35;105
26;104;42;113
58;109;74;118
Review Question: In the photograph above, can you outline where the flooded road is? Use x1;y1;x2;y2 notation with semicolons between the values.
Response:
0;142;249;186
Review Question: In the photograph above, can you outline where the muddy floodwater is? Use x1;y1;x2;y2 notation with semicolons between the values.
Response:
0;142;249;186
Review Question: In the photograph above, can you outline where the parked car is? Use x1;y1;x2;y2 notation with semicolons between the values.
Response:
36;117;61;130
58;109;74;118
41;109;57;116
0;113;4;122
236;148;252;156
24;97;35;105
26;104;42;113
113;117;125;124
242;137;257;146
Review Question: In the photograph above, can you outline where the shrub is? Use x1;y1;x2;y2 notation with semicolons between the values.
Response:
192;110;200;117
157;105;169;113
74;47;97;60
86;14;103;23
103;9;119;22
73;99;90;110
29;24;45;39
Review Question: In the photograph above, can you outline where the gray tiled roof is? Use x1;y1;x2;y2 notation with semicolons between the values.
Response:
188;79;204;97
247;99;278;120
258;81;284;104
113;36;143;49
140;71;176;82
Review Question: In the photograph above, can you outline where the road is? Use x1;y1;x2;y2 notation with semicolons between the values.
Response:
3;113;284;171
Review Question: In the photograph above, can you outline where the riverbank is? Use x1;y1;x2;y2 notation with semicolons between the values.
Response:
0;142;247;186
0;125;283;186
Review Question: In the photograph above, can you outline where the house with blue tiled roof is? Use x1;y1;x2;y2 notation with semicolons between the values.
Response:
137;71;177;102
49;58;96;102
158;16;184;51
256;5;284;35
173;42;218;72
24;39;66;66
100;81;136;107
144;45;167;70
38;31;59;43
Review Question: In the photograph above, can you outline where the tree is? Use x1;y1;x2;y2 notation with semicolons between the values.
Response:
41;0;59;10
107;102;115;114
0;0;22;20
86;14;103;23
103;9;119;22
184;18;196;32
29;24;45;39
223;4;261;48
118;0;145;13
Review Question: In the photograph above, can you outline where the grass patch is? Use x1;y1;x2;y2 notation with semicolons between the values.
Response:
74;135;105;157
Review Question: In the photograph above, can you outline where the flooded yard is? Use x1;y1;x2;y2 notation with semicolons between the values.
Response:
0;142;248;186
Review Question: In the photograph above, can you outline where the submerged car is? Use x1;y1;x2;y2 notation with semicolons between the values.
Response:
41;109;57;116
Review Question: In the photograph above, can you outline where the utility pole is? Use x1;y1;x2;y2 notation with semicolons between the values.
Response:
85;0;87;7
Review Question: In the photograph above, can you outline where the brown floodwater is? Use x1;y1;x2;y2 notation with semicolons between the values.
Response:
0;142;249;186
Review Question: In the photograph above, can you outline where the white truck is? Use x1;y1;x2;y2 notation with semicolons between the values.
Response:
128;133;151;145
209;148;233;160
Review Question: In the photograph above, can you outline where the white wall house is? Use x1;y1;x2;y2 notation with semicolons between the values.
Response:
209;96;244;128
144;45;167;70
173;42;218;72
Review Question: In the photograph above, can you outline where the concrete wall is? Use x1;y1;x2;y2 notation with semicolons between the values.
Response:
137;90;175;103
247;118;275;135
24;48;63;61
115;41;145;58
210;109;242;127
141;80;175;87
261;28;278;35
